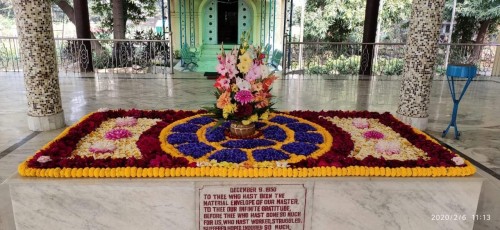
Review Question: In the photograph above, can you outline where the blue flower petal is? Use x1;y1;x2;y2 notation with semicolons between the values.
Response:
269;116;298;124
172;123;200;133
220;122;231;128
222;139;275;149
254;122;266;129
263;126;287;142
286;123;316;132
205;126;226;142
189;117;215;125
253;149;290;162
167;133;198;144
282;142;318;156
177;142;215;158
209;149;248;163
294;132;324;144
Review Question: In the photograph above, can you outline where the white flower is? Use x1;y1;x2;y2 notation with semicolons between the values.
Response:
89;141;117;154
236;78;252;91
375;140;401;155
98;108;110;112
115;117;138;127
37;156;52;163
260;65;270;79
452;156;465;166
197;161;212;167
276;161;289;168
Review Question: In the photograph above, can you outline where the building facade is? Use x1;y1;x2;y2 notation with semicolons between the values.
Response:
169;0;287;52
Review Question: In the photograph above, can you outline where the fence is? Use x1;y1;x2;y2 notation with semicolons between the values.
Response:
0;36;173;74
1;36;498;77
284;42;498;76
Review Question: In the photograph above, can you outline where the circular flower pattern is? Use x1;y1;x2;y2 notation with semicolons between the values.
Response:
161;113;334;166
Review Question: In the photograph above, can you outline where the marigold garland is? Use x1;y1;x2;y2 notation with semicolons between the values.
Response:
18;109;476;178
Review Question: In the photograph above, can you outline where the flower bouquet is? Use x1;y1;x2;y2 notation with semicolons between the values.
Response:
206;32;277;137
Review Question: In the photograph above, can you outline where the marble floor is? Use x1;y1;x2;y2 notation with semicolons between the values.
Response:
0;71;499;229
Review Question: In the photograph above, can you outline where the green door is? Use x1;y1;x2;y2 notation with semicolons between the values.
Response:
203;0;252;45
238;0;252;43
203;0;218;45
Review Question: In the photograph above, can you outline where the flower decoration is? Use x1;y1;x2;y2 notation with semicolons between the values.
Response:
115;117;138;127
375;140;401;155
363;130;385;140
352;118;369;129
18;110;476;179
207;31;276;125
89;141;117;153
105;129;132;140
452;156;465;166
37;156;52;163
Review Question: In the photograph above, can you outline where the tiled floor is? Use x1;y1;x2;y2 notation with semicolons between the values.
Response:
0;71;499;229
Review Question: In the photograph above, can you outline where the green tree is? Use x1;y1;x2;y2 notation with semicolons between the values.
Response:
444;0;500;62
445;0;500;44
303;0;365;42
91;0;157;38
378;0;412;43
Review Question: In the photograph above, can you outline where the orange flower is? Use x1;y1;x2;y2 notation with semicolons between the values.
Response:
216;91;231;109
252;82;263;92
262;75;277;91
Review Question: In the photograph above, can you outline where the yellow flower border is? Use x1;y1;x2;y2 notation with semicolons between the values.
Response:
18;111;477;178
18;160;476;178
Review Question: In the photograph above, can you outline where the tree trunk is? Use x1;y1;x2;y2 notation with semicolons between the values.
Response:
112;0;126;39
53;0;103;53
470;19;492;63
112;0;127;67
359;0;380;76
74;0;94;72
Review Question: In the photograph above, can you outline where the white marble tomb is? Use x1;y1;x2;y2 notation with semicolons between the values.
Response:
6;175;483;230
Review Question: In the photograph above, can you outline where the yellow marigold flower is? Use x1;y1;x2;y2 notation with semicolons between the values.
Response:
242;119;251;125
223;103;237;119
249;114;258;122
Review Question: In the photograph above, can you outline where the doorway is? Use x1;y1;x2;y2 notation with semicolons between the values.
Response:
218;0;238;44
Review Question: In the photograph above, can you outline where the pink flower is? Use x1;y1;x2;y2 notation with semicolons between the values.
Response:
115;117;137;127
245;63;261;82
37;156;52;163
217;54;225;64
375;141;400;155
89;141;117;153
452;156;465;166
214;76;230;90
216;63;228;76
105;129;132;140
363;130;384;139
352;118;369;129
235;90;254;105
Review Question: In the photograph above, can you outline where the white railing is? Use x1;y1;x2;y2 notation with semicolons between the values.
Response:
0;36;174;74
284;42;498;77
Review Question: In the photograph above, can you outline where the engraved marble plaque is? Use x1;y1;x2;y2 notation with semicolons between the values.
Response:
198;184;307;230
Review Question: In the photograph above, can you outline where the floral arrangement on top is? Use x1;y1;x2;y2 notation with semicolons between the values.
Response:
206;32;277;125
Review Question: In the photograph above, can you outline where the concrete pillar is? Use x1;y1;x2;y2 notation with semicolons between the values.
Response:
396;0;446;130
12;0;65;131
492;36;500;77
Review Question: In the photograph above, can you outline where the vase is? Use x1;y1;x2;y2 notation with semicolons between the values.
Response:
230;122;256;138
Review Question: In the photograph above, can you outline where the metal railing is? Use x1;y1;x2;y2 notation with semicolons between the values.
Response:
0;35;173;74
284;41;498;77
